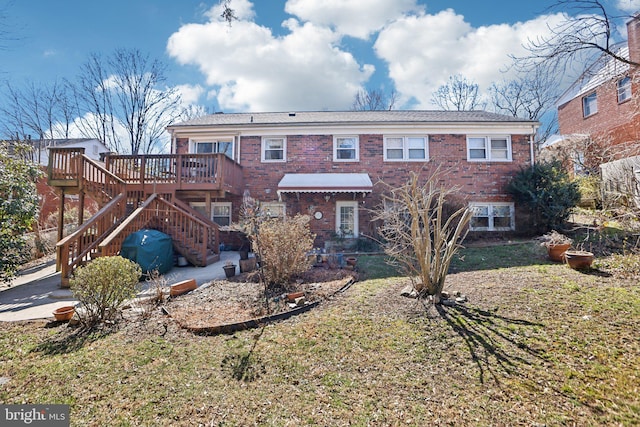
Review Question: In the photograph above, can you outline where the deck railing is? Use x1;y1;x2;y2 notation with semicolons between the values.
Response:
99;194;217;266
105;153;243;192
56;194;127;286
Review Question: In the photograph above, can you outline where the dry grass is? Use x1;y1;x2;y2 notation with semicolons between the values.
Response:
0;243;638;426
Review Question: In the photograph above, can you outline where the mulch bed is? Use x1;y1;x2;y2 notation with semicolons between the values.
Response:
157;266;358;334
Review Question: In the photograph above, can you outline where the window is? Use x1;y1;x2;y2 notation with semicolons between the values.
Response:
617;76;632;103
334;136;359;161
466;136;511;161
583;92;597;117
262;137;286;162
469;203;514;231
336;201;358;237
383;136;428;161
261;202;285;218
211;202;232;227
193;138;234;159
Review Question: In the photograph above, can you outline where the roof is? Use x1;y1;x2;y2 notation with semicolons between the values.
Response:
277;173;373;194
556;43;630;107
170;110;536;128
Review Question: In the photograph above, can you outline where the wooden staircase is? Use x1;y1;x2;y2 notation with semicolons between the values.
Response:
48;148;221;287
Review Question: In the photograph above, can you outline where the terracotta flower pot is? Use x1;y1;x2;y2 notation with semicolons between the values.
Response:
53;306;75;322
346;257;357;266
547;243;571;262
564;250;595;270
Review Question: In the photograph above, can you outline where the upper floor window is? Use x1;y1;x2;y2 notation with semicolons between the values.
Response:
617;76;632;103
383;136;429;161
262;137;286;162
469;202;514;231
466;136;511;161
192;138;234;159
333;136;359;161
583;92;597;117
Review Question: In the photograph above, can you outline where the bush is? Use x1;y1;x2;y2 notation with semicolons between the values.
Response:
253;214;315;287
507;160;580;234
70;256;142;325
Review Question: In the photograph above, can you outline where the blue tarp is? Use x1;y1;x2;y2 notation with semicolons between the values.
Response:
121;229;174;275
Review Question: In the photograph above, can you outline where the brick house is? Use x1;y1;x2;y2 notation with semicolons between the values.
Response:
551;16;640;204
166;110;538;246
553;17;640;167
47;110;537;284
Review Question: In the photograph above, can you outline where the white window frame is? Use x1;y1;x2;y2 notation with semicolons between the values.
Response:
469;202;515;231
333;136;359;162
261;202;286;218
211;202;232;227
466;136;512;162
191;137;235;160
583;92;597;117
383;136;429;161
261;137;286;162
617;76;632;103
336;201;359;238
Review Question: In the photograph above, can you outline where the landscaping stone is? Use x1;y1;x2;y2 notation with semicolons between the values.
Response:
400;285;418;298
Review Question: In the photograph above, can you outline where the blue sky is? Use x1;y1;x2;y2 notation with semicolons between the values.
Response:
1;0;638;116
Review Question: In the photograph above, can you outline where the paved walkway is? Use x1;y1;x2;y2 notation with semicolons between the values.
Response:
0;252;240;322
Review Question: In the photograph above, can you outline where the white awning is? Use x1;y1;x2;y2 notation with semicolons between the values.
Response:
277;173;373;196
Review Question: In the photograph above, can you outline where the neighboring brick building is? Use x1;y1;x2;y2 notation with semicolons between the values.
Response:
553;16;640;172
166;110;538;244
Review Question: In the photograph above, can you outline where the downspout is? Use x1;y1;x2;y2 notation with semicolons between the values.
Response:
529;125;536;166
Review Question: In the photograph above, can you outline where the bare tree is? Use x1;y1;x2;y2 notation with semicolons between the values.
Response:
373;171;472;304
517;0;639;74
0;80;73;144
71;49;182;154
489;66;560;143
431;74;485;111
351;88;398;110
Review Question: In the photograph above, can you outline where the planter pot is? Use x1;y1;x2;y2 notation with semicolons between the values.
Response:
239;250;249;260
223;265;236;278
53;306;75;322
346;257;357;267
239;258;256;273
547;243;571;262
564;250;595;270
170;278;197;297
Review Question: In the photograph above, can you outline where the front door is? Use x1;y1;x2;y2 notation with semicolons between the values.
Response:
336;201;358;238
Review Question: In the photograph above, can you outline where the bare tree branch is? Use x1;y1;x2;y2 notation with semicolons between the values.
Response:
351;88;397;110
431;75;486;111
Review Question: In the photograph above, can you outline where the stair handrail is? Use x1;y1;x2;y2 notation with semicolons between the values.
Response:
56;193;127;285
99;194;214;266
170;198;220;254
79;154;126;203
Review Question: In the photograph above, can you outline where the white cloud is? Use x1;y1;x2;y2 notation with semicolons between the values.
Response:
374;9;570;108
616;0;640;13
167;2;374;111
174;84;205;105
284;0;422;39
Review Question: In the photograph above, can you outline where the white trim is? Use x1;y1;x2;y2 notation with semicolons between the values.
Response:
469;202;515;231
336;201;359;238
261;136;287;162
189;136;236;160
333;135;359;162
466;135;512;162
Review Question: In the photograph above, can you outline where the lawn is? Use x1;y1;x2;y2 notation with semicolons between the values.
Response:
0;242;639;426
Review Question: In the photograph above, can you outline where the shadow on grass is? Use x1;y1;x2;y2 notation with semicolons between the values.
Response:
32;324;116;355
436;303;545;385
220;325;267;382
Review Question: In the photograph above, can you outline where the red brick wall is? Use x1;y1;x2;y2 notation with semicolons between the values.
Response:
558;80;640;146
235;133;532;242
